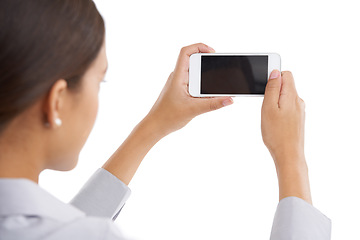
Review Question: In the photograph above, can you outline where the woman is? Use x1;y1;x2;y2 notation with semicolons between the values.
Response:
0;0;331;239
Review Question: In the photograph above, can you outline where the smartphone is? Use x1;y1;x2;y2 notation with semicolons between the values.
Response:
188;53;281;97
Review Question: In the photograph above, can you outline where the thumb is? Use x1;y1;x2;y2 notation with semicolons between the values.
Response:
198;97;234;114
263;70;282;108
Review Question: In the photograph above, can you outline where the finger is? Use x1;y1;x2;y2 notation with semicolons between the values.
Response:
263;69;282;108
298;97;306;109
174;43;215;76
279;71;298;106
197;97;233;114
280;71;297;96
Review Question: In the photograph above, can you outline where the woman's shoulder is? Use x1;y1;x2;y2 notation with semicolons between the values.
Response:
44;216;125;240
0;214;125;240
0;178;126;240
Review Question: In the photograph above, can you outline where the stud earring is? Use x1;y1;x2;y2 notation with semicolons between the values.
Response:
55;118;62;127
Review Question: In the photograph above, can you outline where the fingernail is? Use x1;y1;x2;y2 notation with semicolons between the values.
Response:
270;70;280;79
222;98;233;106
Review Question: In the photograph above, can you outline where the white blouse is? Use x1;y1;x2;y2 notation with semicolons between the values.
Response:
0;168;331;239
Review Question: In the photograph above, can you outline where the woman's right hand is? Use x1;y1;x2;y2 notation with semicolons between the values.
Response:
261;70;312;204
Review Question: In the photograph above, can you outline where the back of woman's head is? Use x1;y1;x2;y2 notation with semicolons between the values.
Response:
0;0;105;134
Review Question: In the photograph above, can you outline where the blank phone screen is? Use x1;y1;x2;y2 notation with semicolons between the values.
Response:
200;55;268;94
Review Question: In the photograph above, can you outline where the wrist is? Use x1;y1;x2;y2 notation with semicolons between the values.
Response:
139;114;169;141
271;149;306;170
276;160;312;204
276;159;308;177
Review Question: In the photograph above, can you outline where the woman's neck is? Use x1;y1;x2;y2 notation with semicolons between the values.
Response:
0;158;41;183
0;129;43;184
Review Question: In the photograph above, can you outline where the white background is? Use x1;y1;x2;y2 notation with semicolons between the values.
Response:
40;0;360;239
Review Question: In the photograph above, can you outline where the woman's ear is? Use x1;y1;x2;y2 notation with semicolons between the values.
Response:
43;79;68;129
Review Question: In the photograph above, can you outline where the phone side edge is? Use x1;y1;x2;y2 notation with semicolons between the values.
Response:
189;53;201;97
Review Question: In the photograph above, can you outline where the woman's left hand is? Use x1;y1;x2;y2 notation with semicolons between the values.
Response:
103;43;233;185
145;43;234;137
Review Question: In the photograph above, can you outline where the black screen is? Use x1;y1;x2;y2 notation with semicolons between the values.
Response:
200;55;268;94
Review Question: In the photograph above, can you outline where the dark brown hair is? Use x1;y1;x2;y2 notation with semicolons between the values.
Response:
0;0;105;134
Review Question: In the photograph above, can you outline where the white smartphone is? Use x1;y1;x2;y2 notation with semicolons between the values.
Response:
188;53;281;97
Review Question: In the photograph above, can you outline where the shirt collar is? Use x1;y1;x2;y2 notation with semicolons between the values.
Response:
0;178;85;222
